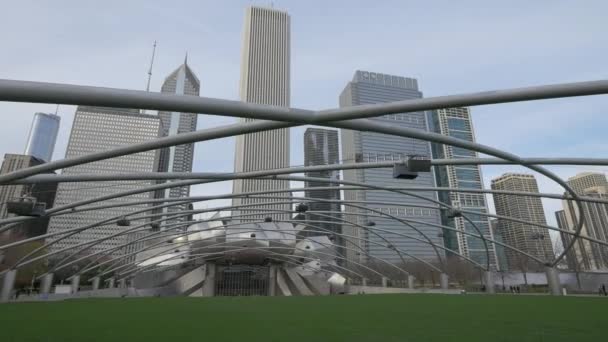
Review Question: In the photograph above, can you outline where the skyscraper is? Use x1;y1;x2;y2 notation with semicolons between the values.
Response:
566;172;608;194
339;70;444;264
232;6;291;221
557;172;608;270
0;154;57;241
491;173;554;270
47;106;161;257
427;107;498;269
303;128;341;237
24;112;60;162
156;59;200;219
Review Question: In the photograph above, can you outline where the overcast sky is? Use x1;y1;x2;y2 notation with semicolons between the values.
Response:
1;0;607;229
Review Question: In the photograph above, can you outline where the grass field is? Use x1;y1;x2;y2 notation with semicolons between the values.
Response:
0;294;605;341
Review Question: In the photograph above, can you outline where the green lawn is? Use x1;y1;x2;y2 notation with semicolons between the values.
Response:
0;294;605;342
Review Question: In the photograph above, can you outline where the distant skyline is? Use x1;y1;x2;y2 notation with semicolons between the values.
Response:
1;0;607;228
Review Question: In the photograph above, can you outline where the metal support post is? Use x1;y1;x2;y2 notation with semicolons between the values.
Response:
70;275;80;294
1;270;17;303
381;276;388;288
268;264;277;296
440;273;449;290
408;275;415;289
485;271;495;294
202;262;215;297
41;273;54;295
545;266;563;296
91;277;100;291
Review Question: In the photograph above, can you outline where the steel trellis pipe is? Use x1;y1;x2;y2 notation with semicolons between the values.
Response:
0;130;584;266
3;191;595;275
39;210;409;282
2;192;597;274
1;169;588;268
0;78;598;267
48;204;480;283
8;157;608;185
61;209;480;283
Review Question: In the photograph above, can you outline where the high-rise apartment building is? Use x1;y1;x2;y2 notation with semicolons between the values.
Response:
24;112;60;162
303;128;341;237
0;154;57;240
47;106;161;257
567;172;608;194
491;173;554;270
339;70;444;264
556;172;608;270
156;59;199;219
232;6;291;221
428;107;498;269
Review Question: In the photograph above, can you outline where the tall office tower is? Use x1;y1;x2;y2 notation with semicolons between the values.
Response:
556;172;608;271
24;112;60;162
339;70;444;264
427;107;498;269
0;154;57;240
232;6;291;222
155;59;199;220
303;128;341;237
491;173;554;270
47;107;161;257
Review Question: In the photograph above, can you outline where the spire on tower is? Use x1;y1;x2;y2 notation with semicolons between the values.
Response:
146;41;157;92
184;52;188;65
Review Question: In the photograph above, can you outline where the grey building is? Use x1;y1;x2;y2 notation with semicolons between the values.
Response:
427;107;498;269
567;172;608;194
491;173;554;270
24;112;60;162
339;70;444;264
47;107;161;257
303;128;342;238
233;6;291;222
557;173;608;271
0;154;57;241
156;58;200;221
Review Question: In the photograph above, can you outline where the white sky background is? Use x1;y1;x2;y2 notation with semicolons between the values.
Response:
1;0;607;235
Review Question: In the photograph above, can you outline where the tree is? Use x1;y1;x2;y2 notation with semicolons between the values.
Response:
0;238;47;288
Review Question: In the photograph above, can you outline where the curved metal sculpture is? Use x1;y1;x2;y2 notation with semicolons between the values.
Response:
0;77;607;300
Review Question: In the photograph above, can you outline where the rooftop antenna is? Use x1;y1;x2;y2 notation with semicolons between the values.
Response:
146;41;157;92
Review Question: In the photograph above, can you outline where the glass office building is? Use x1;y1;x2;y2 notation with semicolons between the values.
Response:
427;107;498;269
24;112;60;162
339;70;444;264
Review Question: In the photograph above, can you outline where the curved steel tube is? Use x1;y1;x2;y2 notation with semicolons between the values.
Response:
1;78;604;272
